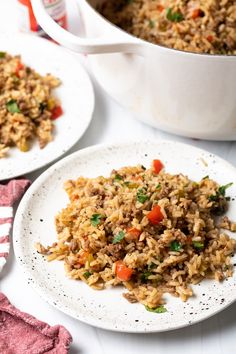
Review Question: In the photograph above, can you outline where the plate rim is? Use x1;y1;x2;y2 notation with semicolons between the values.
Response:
0;32;95;180
13;139;236;333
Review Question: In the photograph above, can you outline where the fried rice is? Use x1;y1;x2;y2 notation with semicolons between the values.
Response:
98;0;236;55
36;161;236;311
0;52;62;158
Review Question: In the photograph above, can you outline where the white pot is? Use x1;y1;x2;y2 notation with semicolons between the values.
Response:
32;0;236;140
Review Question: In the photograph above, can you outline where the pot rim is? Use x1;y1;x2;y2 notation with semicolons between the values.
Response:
82;0;236;59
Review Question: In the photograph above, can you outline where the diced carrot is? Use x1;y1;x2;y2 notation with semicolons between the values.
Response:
127;227;141;240
115;260;133;281
15;61;24;77
157;4;164;12
153;159;164;174
72;194;79;200
191;8;201;19
78;250;90;265
207;35;214;42
147;205;164;225
51;105;63;120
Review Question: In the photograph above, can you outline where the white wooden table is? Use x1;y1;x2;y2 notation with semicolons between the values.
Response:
1;1;236;353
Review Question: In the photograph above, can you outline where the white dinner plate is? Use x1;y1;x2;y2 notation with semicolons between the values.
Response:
0;33;94;180
13;140;236;333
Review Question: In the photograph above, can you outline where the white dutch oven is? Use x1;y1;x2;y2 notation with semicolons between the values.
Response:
32;0;236;140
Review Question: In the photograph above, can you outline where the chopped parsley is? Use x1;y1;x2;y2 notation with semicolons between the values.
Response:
149;19;156;28
208;194;218;202
137;188;149;203
202;175;209;180
166;8;184;22
141;263;157;281
83;271;92;279
90;214;102;227
145;305;167;313
6;99;21;114
148;262;156;270
209;182;233;201
124;181;130;186
141;270;152;281
170;240;181;252
0;52;6;58
112;231;125;244
218;183;233;196
156;183;161;190
193;241;204;250
114;174;123;182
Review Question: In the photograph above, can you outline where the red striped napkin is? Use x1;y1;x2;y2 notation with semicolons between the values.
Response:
0;179;31;273
0;179;73;352
0;292;72;353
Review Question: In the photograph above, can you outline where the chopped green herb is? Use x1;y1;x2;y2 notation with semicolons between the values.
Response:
112;231;125;244
219;183;233;196
6;99;21;114
137;188;149;203
202;175;209;180
141;270;152;281
124;181;130;186
0;52;6;58
170;240;181;252
193;241;204;250
148;262;156;270
156;183;161;190
145;305;167;313
223;264;230;271
141;165;146;170
166;8;184;22
149;19;156;28
209;182;233;202
208;194;218;201
90;214;102;227
114;174;123;182
83;271;92;279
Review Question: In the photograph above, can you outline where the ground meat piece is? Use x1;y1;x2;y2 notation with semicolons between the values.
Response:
102;243;125;260
123;292;138;303
69;239;78;252
219;216;236;232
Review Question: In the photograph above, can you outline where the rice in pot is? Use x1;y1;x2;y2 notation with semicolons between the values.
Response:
98;0;236;55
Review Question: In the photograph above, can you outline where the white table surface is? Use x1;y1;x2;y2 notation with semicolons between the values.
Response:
1;1;236;353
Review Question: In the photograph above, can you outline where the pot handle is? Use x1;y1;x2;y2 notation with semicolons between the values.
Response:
31;0;141;55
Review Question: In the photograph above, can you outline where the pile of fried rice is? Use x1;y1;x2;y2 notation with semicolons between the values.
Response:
36;160;236;311
0;52;61;158
98;0;236;55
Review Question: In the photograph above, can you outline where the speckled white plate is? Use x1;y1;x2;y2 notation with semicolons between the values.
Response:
0;33;94;180
13;140;236;333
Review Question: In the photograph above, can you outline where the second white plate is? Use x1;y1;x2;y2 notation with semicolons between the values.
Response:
13;140;236;332
0;33;94;180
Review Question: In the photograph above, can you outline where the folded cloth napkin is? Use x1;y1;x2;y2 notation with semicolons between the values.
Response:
0;179;31;273
0;292;72;353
